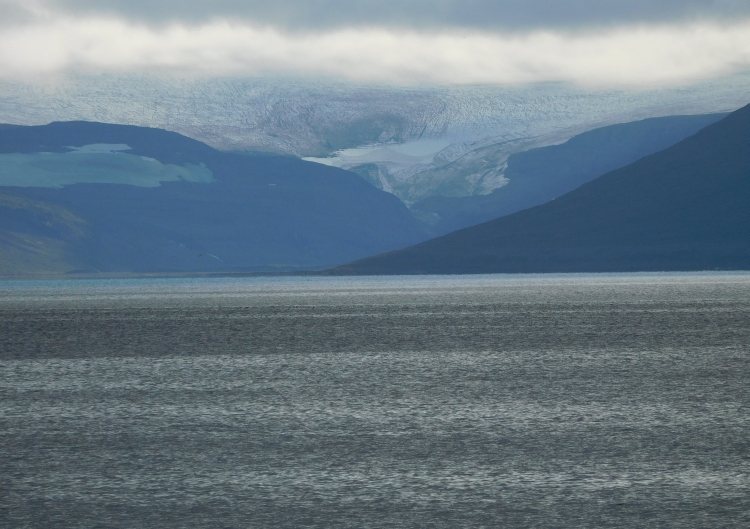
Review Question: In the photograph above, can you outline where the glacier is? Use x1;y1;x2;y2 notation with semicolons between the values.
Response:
1;73;749;202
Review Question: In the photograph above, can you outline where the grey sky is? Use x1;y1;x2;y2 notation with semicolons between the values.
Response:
2;0;750;86
42;0;750;31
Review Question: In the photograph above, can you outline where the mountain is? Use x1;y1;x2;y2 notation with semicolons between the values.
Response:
412;113;727;235
2;74;749;203
331;104;750;274
0;122;428;275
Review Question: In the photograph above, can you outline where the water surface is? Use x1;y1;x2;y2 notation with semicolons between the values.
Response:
1;273;749;527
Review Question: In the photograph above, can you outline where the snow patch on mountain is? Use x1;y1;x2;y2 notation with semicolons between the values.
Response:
0;73;748;201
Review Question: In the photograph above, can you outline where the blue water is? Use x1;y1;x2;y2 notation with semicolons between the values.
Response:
1;273;749;527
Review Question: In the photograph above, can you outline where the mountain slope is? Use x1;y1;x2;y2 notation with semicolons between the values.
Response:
0;190;87;275
3;75;749;203
412;113;727;235
332;104;750;274
0;122;428;275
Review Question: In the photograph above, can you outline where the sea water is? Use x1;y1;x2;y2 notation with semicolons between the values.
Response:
1;273;749;528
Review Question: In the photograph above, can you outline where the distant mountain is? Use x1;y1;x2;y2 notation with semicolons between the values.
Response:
0;122;428;275
3;75;749;203
412;113;728;235
332;104;750;274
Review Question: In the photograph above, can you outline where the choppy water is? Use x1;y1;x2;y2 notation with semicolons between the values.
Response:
1;273;749;528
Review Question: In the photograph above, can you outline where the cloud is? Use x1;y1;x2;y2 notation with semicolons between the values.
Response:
2;12;750;88
33;0;750;31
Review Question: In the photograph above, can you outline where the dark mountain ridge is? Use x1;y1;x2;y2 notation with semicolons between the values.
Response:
333;104;750;274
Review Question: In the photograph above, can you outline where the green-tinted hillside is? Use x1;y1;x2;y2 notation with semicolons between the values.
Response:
0;191;86;275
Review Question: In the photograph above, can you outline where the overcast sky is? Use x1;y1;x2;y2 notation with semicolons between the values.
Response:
2;0;750;86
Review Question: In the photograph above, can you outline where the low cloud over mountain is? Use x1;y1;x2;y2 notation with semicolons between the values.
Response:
2;1;750;86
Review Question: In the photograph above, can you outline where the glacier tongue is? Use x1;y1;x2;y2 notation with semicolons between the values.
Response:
1;73;749;201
